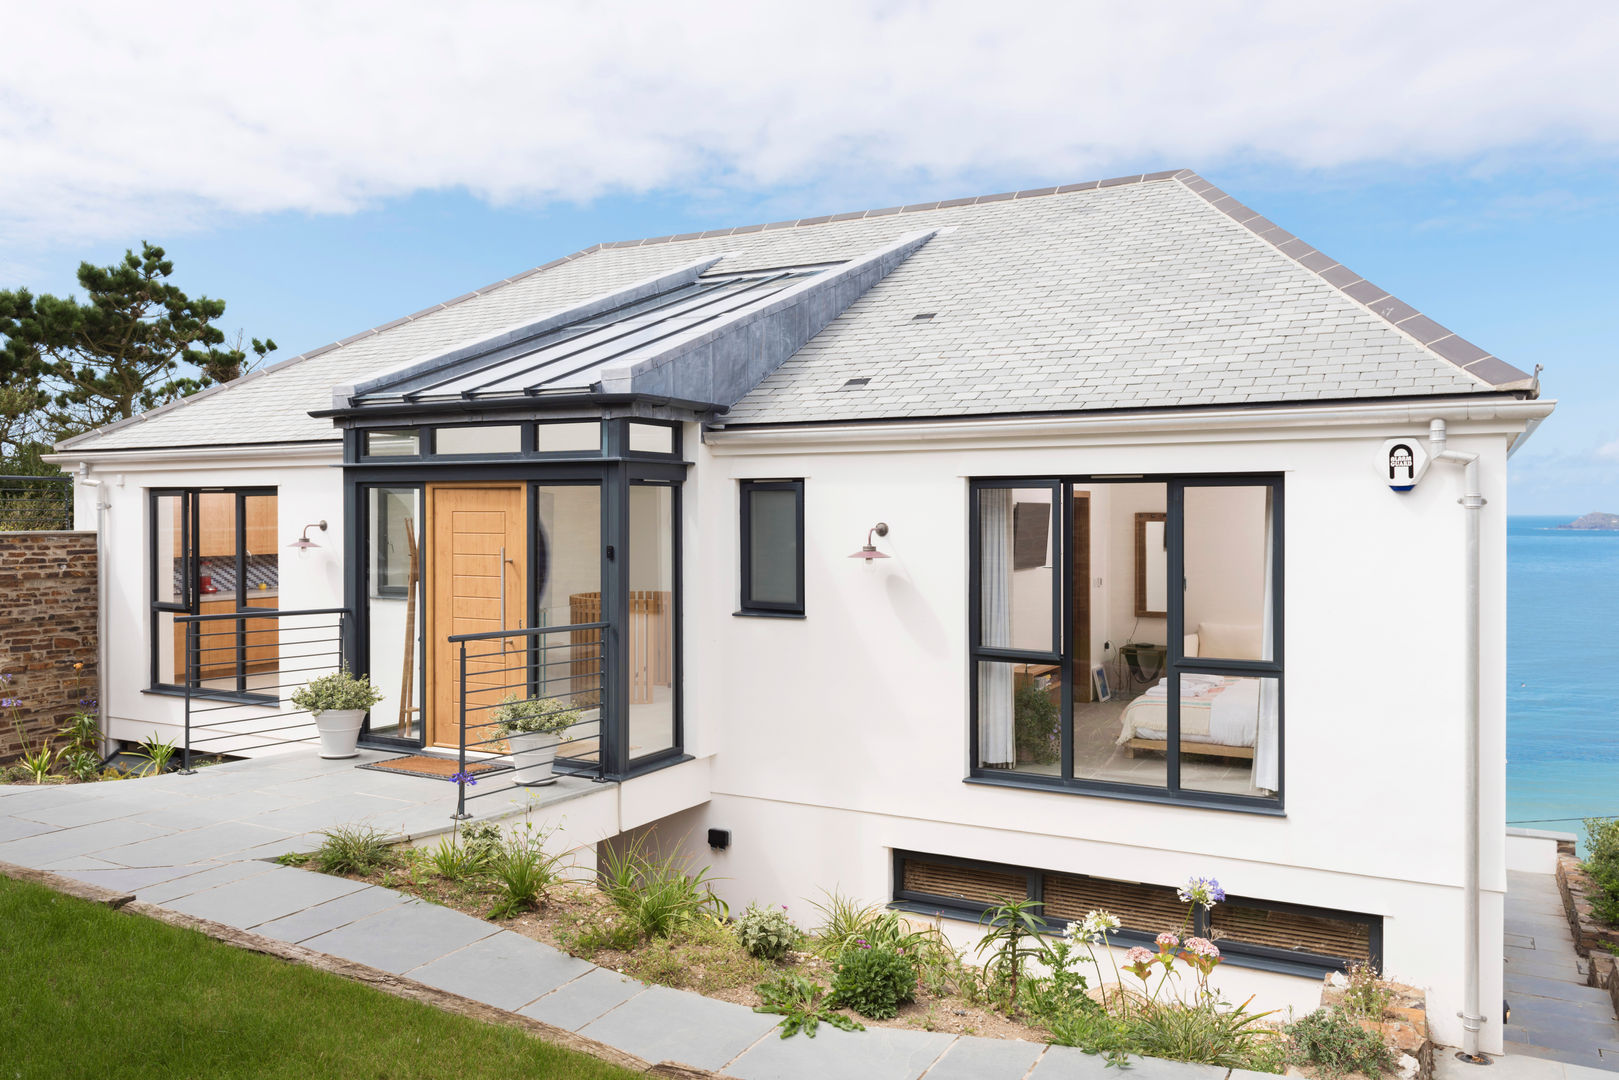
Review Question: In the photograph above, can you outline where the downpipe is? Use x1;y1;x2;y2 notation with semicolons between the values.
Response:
76;464;113;759
1429;419;1489;1065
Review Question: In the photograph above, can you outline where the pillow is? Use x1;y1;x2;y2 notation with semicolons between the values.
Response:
1182;633;1200;659
1195;622;1263;660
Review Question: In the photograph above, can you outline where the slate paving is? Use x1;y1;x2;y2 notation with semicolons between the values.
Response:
0;754;1598;1079
1503;869;1619;1071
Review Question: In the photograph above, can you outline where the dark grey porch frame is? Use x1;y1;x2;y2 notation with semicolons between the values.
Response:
340;416;688;780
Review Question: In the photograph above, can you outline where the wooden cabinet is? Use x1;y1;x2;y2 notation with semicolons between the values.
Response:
172;594;280;681
245;497;277;556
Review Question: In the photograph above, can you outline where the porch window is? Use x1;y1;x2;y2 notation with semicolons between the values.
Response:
364;487;423;741
968;476;1283;809
738;480;804;616
149;488;278;694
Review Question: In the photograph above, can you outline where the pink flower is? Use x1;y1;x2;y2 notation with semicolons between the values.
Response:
1125;946;1154;965
1156;932;1179;949
1184;937;1220;959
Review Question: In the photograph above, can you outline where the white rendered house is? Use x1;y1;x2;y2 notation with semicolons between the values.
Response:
50;171;1552;1054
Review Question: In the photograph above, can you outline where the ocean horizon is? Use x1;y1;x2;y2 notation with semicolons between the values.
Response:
1507;514;1619;851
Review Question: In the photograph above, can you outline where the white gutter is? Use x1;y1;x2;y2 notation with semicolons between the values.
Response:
705;397;1556;454
1429;417;1488;1064
43;442;341;469
74;464;112;759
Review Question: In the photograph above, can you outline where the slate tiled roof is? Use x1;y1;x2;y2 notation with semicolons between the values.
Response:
58;170;1533;453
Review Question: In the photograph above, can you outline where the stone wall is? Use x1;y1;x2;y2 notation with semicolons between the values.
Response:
0;532;97;761
1556;853;1619;957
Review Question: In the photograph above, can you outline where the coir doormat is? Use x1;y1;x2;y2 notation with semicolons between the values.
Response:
357;756;511;781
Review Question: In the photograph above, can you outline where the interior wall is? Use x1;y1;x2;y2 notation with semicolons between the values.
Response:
536;485;602;627
1103;483;1168;652
1183;485;1268;640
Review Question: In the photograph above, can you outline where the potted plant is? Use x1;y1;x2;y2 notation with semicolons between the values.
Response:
494;696;580;786
290;665;384;759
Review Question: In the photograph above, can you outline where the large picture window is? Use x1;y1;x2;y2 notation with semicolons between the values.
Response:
150;488;278;695
968;476;1283;809
738;480;804;616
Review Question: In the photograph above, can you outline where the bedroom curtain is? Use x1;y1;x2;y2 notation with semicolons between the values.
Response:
1254;489;1281;792
978;489;1015;768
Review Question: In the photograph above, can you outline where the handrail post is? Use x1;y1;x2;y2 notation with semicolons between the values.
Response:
453;640;470;820
180;619;195;774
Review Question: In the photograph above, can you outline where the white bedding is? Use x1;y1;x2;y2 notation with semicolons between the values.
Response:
1117;676;1260;747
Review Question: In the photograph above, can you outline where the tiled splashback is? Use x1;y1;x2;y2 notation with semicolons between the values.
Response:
178;553;279;596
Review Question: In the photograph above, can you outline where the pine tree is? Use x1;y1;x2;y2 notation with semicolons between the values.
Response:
0;242;276;439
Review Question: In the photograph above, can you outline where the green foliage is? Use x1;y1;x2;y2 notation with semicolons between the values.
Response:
313;825;397;876
1047;998;1283;1072
1583;818;1619;926
1014;681;1060;765
1022;940;1091;1020
563;914;644;956
275;852;311;867
135;734;178;776
492;696;581;738
754;973;865;1038
57;748;102;782
619;915;774;996
428;836;478;882
0;875;640;1080
598;837;722;940
458;821;504;868
828;944;917;1020
291;665;384;714
1285;1007;1395;1078
975;895;1050;1008
1342;962;1393;1019
0;243;276;439
736;903;799;961
808;889;884;957
486;822;567;919
15;743;55;783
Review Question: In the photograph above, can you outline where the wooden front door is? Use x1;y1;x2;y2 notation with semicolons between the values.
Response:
427;484;527;749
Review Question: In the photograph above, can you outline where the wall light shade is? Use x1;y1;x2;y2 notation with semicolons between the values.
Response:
290;520;328;550
849;522;890;560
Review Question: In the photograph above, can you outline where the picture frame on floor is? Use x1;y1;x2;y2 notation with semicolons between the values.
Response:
1092;664;1112;702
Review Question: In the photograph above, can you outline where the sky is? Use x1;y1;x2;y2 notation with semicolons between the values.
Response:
2;1;1615;513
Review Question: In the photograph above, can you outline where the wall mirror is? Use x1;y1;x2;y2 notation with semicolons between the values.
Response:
1135;512;1167;617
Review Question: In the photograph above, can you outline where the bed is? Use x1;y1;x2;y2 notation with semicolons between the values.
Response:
1116;625;1263;762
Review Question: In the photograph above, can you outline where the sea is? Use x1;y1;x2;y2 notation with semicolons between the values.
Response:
1507;515;1619;852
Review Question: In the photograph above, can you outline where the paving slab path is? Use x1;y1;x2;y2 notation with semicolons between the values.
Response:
1503;869;1619;1071
0;753;1591;1079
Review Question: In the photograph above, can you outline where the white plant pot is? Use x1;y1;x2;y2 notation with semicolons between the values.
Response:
314;709;366;759
508;730;561;786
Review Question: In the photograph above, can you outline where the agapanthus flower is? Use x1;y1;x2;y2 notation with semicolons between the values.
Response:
1184;937;1220;959
1;698;19;709
1080;910;1121;940
1156;932;1180;949
1;672;12;682
448;771;477;786
1177;875;1226;908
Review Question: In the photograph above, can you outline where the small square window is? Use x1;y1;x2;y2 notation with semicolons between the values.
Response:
535;421;601;454
739;480;804;616
365;429;420;457
434;425;522;456
628;422;675;455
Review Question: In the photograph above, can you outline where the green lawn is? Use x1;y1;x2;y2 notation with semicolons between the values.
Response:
0;875;639;1079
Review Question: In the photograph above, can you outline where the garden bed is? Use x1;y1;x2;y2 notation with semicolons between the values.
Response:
286;820;1417;1076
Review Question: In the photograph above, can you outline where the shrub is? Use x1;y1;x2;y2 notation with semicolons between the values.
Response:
1584;818;1619;926
314;825;396;876
598;838;722;940
493;696;580;738
754;974;865;1038
829;943;917;1020
428;836;478;881
1014;681;1059;765
487;822;567;919
290;665;384;714
737;904;799;961
136;734;178;777
1342;962;1393;1019
1286;1007;1395;1078
458;821;504;868
561;914;641;956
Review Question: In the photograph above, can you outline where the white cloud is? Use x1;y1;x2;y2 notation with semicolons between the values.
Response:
4;0;1618;245
1597;439;1619;460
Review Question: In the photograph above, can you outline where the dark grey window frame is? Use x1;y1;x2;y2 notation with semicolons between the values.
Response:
147;486;278;701
737;479;805;617
890;849;1376;978
966;474;1285;814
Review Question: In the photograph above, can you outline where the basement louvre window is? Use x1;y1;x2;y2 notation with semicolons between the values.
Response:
738;479;804;616
892;851;1380;976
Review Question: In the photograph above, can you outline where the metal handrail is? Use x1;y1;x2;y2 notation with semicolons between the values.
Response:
451;621;607;819
0;474;72;531
177;607;350;772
